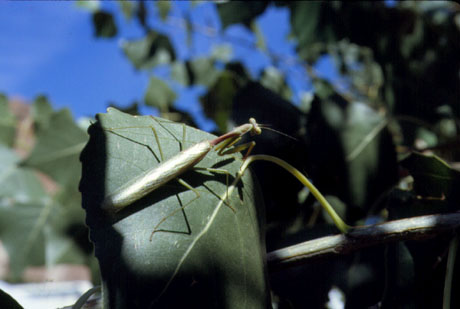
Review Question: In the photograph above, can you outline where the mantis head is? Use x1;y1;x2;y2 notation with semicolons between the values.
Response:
249;118;262;136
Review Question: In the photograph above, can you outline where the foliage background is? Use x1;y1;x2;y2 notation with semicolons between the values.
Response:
1;1;460;308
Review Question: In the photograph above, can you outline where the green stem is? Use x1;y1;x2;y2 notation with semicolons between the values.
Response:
238;154;351;233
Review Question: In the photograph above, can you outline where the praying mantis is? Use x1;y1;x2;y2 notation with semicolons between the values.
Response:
100;108;350;239
101;118;261;213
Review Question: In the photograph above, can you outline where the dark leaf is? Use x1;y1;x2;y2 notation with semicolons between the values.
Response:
288;2;341;62
307;81;398;217
92;10;117;38
381;243;415;308
136;1;147;29
200;71;239;132
400;152;460;209
217;2;269;29
230;82;309;249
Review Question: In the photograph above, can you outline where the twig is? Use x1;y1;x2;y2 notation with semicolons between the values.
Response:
267;212;460;271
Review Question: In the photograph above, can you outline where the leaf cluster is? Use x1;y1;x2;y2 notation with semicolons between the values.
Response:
0;96;97;286
80;1;460;307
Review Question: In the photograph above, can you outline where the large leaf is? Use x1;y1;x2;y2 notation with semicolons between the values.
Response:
21;109;88;188
80;108;268;308
0;145;87;280
0;94;16;147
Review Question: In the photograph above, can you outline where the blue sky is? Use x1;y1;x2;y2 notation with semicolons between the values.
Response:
0;1;338;128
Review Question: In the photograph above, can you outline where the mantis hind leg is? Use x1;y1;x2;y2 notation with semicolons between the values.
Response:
150;167;237;241
150;178;200;241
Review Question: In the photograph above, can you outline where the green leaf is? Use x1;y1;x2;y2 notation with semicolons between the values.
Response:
0;146;90;280
92;10;117;38
108;101;140;115
260;66;292;100
0;199;48;276
156;0;171;21
0;144;47;205
0;199;48;279
288;2;339;61
401;152;460;205
80;108;268;308
187;57;220;86
118;0;135;20
171;62;190;85
216;2;269;29
290;2;322;49
0;94;16;147
172;58;221;87
21;109;88;188
31;95;54;132
0;146;60;278
211;44;233;62
122;31;176;70
251;21;266;52
0;197;86;280
144;76;177;111
75;0;100;12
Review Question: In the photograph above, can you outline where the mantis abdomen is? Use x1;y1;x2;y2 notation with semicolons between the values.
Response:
102;140;212;212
